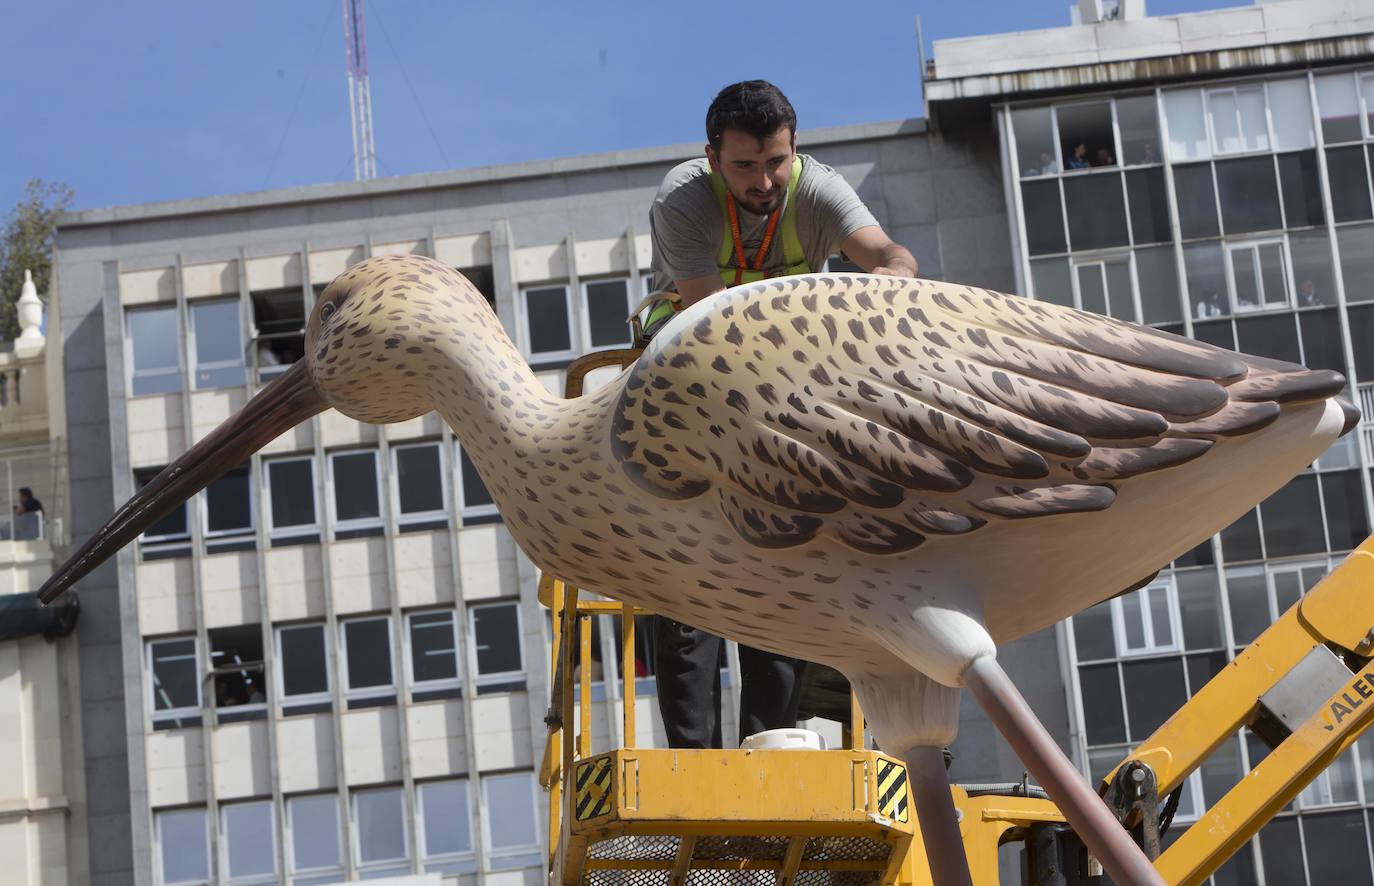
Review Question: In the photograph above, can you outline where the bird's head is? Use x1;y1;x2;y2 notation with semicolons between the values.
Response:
37;254;499;605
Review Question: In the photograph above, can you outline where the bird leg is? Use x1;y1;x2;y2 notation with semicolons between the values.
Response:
963;655;1165;886
903;746;974;886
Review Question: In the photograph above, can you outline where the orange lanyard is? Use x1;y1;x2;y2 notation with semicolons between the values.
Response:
725;193;782;286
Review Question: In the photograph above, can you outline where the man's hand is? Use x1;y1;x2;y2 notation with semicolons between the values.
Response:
869;261;918;278
840;225;919;279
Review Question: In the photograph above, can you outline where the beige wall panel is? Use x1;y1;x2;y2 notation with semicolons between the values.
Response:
260;421;315;456
434;232;492;269
20;638;64;799
309;246;366;286
456;526;520;601
387;412;443;442
0;822;31;883
182;260;239;299
29;814;71;885
126;394;185;469
406;700;468;779
470;695;531;770
329;537;390;615
246;253;303;293
341;707;402;786
634;234;651;271
137;558;196;636
373;239;427;257
201;551;261;629
486;869;542;886
119;266;176;306
213;720;272;799
319;409;378;448
265;545;327;622
394;530;454;608
146;730;205;807
573;236;631;278
277;713;337;793
513;243;568;284
533;370;563;398
0;642;22;799
581;364;624;396
190;388;247;445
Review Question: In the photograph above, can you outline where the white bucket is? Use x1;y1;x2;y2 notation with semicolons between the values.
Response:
739;728;826;751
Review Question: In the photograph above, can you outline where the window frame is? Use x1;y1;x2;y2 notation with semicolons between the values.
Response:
1110;578;1183;657
416;777;478;874
265;455;319;541
405;609;463;699
156;806;211;886
148;636;202;730
201;463;256;543
578;276;635;351
187;296;247;391
1069;254;1139;321
468;600;526;692
126;304;183;398
389;441;449;528
285;793;345;884
340;615;397;706
218;799;278;886
274;623;332;715
1224;238;1292;313
518;283;577;362
454;442;499;522
1204;84;1272;157
480;770;543;870
137;466;193;549
326;448;384;534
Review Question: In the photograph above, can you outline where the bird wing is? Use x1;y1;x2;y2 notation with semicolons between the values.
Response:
610;275;1347;554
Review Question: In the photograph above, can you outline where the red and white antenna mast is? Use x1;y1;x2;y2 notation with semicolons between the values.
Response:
342;0;377;180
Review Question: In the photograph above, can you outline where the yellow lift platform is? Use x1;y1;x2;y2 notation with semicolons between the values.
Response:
540;349;1374;885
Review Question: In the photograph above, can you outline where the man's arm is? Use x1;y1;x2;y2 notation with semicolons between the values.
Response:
674;274;727;308
839;225;918;278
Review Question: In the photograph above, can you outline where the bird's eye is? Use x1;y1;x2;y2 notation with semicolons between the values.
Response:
320;302;337;321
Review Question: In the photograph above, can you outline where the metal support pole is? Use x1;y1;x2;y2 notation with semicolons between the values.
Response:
904;746;974;886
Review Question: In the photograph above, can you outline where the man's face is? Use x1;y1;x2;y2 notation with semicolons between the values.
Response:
706;127;796;215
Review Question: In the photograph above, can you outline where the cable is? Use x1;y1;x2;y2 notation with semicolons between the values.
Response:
263;4;333;190
370;2;451;169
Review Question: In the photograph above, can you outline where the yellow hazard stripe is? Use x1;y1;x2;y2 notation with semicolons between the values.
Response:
574;756;614;821
876;759;909;823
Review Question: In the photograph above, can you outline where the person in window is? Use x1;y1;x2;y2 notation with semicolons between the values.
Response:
642;80;918;749
11;487;43;541
1194;290;1224;319
1093;147;1115;167
1298;279;1321;307
1140;142;1159;165
1066;142;1090;170
1038;152;1059;175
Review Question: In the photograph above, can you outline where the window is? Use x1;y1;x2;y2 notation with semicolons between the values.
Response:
276;623;331;716
1073;258;1134;321
157;807;210;885
1116;94;1161;166
482;772;541;870
328;449;382;536
251;287;307;382
1183;240;1227;320
128;305;182;396
1260;476;1327;558
1111;579;1181;656
267;456;318;543
137;466;192;557
1134;246;1183;325
210;624;266;724
1227;240;1290;312
456;444;498;523
150;637;201;730
1056;101;1116;170
1164;89;1210;162
1316;73;1363;144
1278;150;1326;229
418;779;476;874
1012;106;1058;176
221;801;276;885
1029;257;1073;308
352;786;409;877
470;601;525;693
1268;78;1316;152
1125;167;1170;244
407;610;462;701
1338;225;1374;304
1021;180;1067;256
190;298;246;390
342;616;395;708
1326;145;1373;222
1215;156;1282;234
204;463;254;552
1172;163;1220;240
1063;173;1129;251
287;794;343;885
583;278;634;349
521;284;575;361
391;442;447;530
1207;87;1269;155
1235;313;1301;365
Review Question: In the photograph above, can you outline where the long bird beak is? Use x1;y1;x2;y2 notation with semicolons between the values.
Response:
37;361;328;605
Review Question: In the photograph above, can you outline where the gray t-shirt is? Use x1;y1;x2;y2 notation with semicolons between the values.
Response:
649;154;878;292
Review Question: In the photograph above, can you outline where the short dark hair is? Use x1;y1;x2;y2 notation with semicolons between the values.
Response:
706;81;797;153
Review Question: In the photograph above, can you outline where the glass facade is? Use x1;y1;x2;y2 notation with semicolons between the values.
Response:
1007;66;1374;884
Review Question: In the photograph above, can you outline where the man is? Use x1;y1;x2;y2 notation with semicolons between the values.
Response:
644;80;918;749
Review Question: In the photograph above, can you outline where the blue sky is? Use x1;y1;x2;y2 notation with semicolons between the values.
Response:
2;0;1243;214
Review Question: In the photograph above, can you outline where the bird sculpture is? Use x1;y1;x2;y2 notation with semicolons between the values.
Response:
39;254;1358;886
